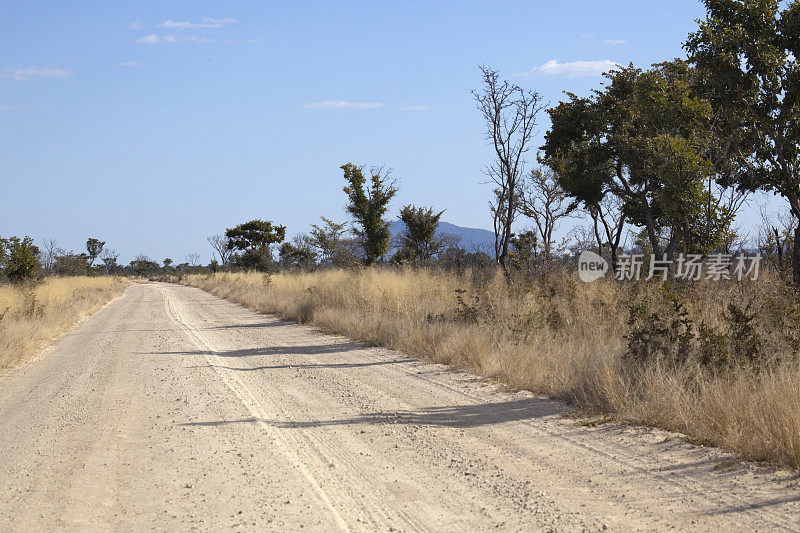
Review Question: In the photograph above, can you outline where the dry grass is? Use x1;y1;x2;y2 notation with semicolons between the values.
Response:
0;276;128;373
185;268;800;468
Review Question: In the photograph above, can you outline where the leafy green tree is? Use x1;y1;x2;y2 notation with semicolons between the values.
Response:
309;217;353;266
129;255;159;277
53;252;89;276
685;0;800;288
394;205;445;263
509;230;539;269
542;60;730;258
1;236;39;282
226;219;286;272
279;237;316;269
86;238;105;267
341;163;398;265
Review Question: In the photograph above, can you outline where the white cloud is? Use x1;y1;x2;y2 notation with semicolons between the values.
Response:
137;33;160;43
521;59;620;77
157;17;236;29
303;100;385;109
118;61;144;67
0;104;22;111
136;33;211;44
401;105;434;111
1;66;73;80
127;21;143;30
604;39;627;45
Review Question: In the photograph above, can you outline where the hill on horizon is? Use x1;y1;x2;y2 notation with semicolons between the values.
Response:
388;220;495;254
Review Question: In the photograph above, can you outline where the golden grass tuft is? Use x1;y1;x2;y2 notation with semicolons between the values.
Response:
185;268;800;469
0;276;128;373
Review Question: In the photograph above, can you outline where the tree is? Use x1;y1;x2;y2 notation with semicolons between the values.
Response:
39;238;61;271
279;236;316;269
207;234;233;266
86;238;105;267
185;253;201;267
1;236;39;282
129;254;159;277
509;230;539;269
226;219;286;272
473;65;546;273
163;258;173;269
588;194;627;272
53;252;89;276
341;163;398;265
521;168;575;259
542;60;731;259
309;217;352;266
100;249;119;275
394;205;446;263
685;0;800;289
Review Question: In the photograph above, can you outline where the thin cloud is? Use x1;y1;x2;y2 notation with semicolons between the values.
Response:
604;39;627;45
401;105;434;111
118;61;144;67
127;21;144;30
157;18;236;29
521;59;620;77
137;33;160;43
0;105;22;111
1;66;73;80
136;33;212;44
202;17;236;25
303;100;385;109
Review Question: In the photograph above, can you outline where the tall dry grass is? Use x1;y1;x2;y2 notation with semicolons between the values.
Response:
0;276;128;372
185;268;800;468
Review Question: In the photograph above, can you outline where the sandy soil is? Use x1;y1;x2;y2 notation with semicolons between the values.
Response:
1;282;799;531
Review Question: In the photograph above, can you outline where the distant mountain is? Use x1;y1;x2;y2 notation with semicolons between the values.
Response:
388;220;495;253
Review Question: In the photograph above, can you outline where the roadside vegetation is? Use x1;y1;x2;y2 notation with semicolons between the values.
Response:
0;237;128;372
0;276;127;372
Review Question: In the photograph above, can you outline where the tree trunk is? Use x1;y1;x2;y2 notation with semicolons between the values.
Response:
793;223;800;293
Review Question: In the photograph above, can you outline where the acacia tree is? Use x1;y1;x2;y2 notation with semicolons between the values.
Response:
473;65;545;273
226;219;286;271
86;238;105;267
341;163;398;265
686;0;800;289
521;168;575;259
394;205;446;263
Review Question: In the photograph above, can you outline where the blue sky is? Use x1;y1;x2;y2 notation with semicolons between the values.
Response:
1;1;775;263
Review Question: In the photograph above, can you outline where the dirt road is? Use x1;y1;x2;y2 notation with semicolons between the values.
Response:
1;282;799;531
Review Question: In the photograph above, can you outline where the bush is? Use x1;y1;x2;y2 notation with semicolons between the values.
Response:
1;236;40;282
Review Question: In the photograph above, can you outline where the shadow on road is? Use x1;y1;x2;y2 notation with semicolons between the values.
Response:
181;397;564;430
144;341;367;357
187;359;416;371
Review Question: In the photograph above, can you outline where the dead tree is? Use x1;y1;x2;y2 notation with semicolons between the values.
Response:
473;65;545;275
207;234;233;266
521;168;575;260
